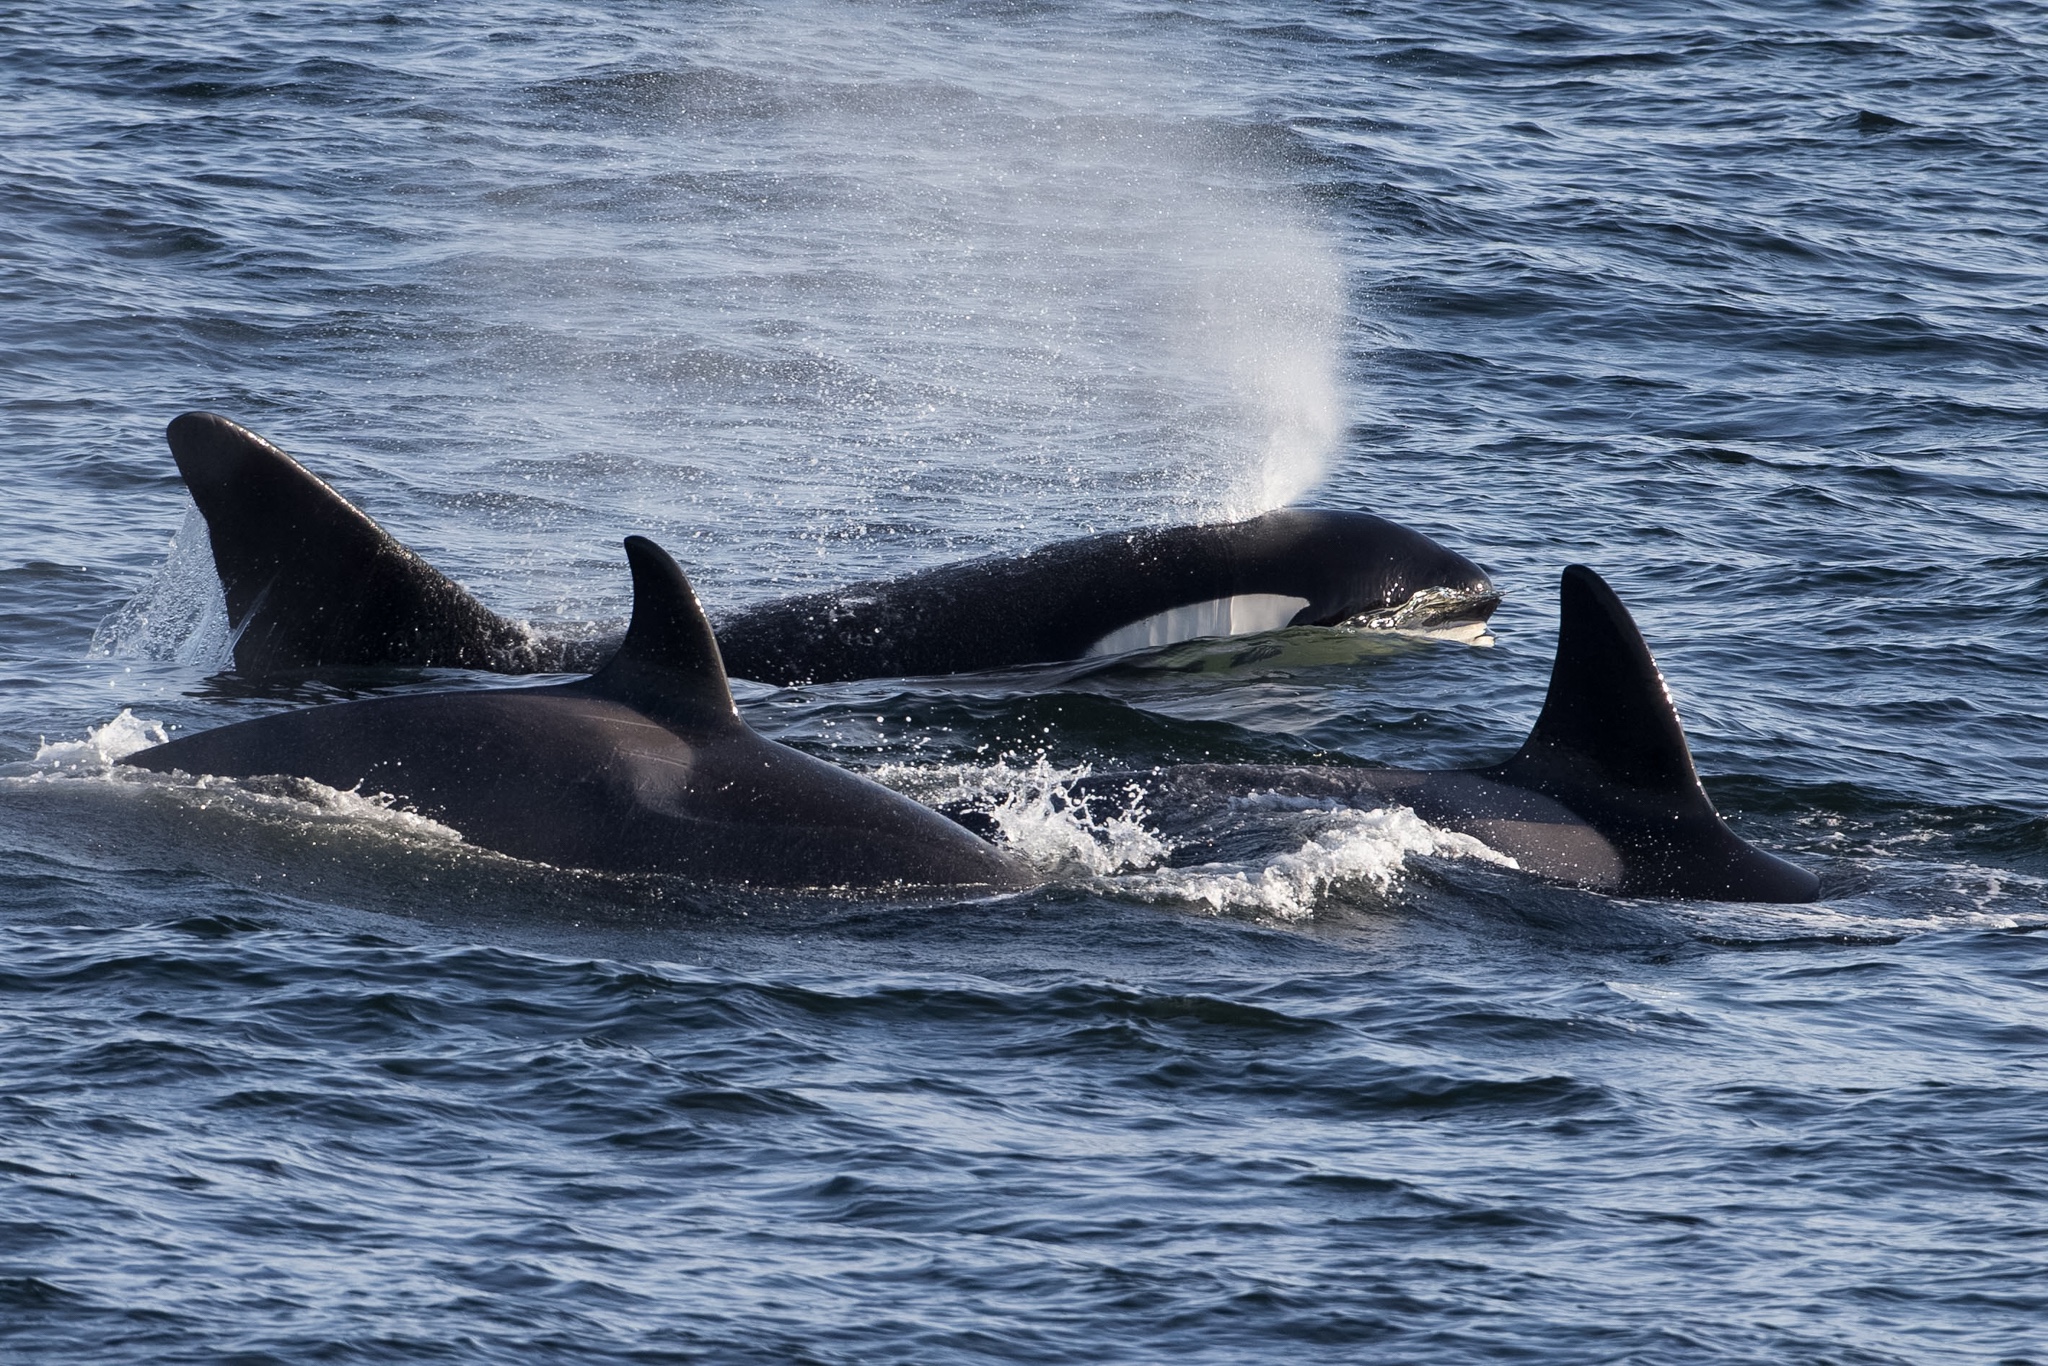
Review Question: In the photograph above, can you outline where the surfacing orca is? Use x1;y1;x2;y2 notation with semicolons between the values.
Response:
124;544;1810;901
123;537;1030;891
1070;566;1820;903
162;412;1499;684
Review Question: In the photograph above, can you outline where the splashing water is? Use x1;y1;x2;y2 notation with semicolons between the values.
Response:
880;758;1174;877
882;759;1517;919
88;505;234;668
31;710;170;768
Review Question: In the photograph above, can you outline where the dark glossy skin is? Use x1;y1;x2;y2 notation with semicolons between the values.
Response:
124;538;1029;891
1069;567;1820;904
163;412;1496;682
130;430;1815;902
712;509;1496;684
127;688;1025;888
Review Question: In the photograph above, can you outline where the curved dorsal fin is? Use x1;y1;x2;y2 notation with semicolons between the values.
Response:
580;537;739;727
1486;565;1818;901
166;411;533;671
1500;564;1704;801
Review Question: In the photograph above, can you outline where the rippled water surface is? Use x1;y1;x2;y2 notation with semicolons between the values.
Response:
4;2;2047;1361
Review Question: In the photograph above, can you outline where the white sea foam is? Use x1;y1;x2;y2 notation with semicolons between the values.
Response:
880;758;1517;920
1117;806;1516;922
880;758;1172;878
184;774;471;847
33;709;169;767
20;712;468;849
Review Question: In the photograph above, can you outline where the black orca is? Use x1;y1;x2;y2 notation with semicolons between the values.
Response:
122;543;1810;901
1070;566;1819;903
122;537;1030;891
162;412;1498;684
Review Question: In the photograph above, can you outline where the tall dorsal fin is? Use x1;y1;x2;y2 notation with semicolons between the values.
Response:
1486;565;1818;901
165;411;532;672
1497;564;1706;803
580;537;740;727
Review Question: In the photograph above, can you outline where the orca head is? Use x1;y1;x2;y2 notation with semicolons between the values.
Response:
1237;510;1500;631
1481;566;1817;903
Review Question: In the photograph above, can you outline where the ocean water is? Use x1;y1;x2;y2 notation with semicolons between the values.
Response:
4;1;2047;1361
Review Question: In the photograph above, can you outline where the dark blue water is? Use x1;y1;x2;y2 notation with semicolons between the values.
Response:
5;2;2047;1361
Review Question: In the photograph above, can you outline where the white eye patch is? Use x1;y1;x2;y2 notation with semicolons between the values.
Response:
1083;594;1311;658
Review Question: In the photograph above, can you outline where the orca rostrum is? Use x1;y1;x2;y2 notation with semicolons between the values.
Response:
123;536;1031;891
1075;565;1820;903
161;412;1499;683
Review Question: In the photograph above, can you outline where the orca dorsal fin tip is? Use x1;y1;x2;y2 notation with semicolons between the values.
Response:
585;536;739;726
168;410;301;496
165;411;349;502
164;411;382;549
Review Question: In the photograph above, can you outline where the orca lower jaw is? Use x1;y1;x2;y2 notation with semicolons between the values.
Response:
1330;584;1503;633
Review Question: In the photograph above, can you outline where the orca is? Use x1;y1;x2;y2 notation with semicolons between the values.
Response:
161;412;1499;684
121;544;1812;901
1068;566;1820;903
122;537;1031;891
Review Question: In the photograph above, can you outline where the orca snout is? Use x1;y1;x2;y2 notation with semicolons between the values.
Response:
1317;531;1500;630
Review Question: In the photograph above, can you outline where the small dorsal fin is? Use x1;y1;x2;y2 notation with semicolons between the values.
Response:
579;537;740;727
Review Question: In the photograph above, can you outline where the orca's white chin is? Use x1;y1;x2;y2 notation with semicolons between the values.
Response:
1340;585;1503;633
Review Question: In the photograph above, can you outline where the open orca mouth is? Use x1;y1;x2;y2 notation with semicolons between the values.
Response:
1339;585;1503;633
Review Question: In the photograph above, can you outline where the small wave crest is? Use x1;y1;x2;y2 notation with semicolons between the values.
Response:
880;758;1515;920
180;774;471;847
1118;806;1515;921
19;711;467;850
32;709;169;767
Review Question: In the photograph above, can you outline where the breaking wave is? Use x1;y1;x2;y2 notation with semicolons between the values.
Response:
19;711;468;849
881;757;1516;920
